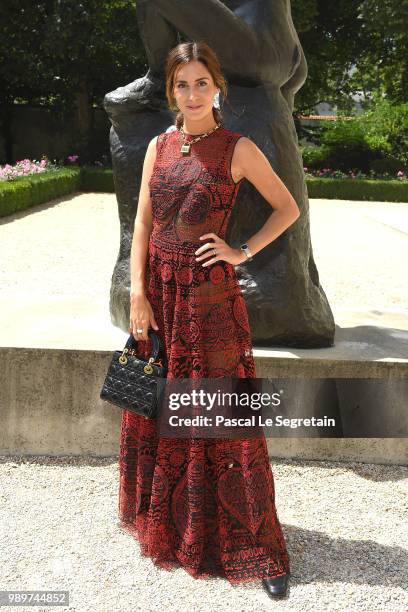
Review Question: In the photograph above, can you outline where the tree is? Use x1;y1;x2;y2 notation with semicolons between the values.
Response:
348;0;408;105
0;1;146;163
292;0;370;115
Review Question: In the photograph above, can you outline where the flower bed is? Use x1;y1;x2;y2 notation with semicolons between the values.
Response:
1;157;407;218
304;166;407;181
0;156;57;181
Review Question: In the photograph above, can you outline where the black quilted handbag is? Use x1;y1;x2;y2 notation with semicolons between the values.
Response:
100;329;168;419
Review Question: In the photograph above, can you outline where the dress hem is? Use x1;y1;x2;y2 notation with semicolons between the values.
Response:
117;518;290;585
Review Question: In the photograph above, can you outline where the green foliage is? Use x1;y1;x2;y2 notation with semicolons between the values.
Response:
300;145;330;168
291;0;407;114
80;167;114;191
301;119;377;171
369;158;405;174
0;1;146;164
349;0;408;104
0;1;145;108
291;0;369;114
306;177;408;202
355;96;408;166
41;0;146;110
0;169;81;216
0;167;113;217
318;119;377;171
301;97;408;171
2;168;408;220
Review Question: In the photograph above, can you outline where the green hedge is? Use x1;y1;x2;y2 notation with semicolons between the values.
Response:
0;167;115;217
306;177;408;202
0;168;82;217
1;167;407;218
80;167;115;192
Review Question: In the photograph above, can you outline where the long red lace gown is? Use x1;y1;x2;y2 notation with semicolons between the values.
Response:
118;125;290;584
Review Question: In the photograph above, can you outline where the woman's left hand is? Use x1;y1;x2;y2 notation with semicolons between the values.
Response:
194;233;246;266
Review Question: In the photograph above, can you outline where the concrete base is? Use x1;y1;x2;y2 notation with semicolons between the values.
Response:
0;342;406;465
266;438;407;466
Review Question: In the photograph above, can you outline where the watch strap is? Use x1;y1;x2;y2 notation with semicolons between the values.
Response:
240;243;253;261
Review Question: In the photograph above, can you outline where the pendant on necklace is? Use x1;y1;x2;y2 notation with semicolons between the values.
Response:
180;142;191;155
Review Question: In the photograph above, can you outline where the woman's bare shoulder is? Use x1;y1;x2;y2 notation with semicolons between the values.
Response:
231;135;269;183
232;135;258;162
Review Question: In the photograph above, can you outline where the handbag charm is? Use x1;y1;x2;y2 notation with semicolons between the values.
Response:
179;123;221;156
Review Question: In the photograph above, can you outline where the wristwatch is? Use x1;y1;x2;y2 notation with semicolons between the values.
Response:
240;243;253;262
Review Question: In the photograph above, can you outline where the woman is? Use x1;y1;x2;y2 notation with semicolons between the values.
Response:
121;41;300;599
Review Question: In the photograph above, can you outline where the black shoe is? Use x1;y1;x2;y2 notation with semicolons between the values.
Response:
262;572;290;598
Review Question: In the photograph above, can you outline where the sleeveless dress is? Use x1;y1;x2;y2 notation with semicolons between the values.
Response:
118;126;290;584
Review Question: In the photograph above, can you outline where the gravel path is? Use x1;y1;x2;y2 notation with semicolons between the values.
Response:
1;455;407;612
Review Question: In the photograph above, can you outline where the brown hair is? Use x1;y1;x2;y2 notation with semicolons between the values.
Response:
164;41;228;130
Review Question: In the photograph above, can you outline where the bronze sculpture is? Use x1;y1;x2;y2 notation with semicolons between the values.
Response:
104;0;335;347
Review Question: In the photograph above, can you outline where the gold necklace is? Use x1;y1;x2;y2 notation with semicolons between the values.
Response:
179;123;221;156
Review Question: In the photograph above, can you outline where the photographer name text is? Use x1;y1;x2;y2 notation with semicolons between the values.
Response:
167;415;336;428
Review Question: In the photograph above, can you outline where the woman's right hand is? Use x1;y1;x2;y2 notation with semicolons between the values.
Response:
129;292;159;341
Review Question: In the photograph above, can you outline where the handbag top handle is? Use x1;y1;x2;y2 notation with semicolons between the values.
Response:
125;329;165;362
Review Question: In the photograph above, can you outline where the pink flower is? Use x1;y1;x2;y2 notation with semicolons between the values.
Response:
0;156;55;180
